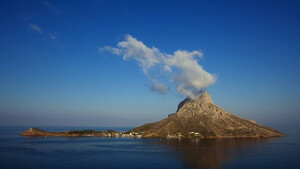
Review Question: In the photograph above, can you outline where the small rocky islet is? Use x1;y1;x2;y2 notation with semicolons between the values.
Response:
20;92;286;139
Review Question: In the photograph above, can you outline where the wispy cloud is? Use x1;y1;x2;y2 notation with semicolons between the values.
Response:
42;1;59;14
101;35;216;99
28;23;42;33
150;83;169;94
49;32;57;40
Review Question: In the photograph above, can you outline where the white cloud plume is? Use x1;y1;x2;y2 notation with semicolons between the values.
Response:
101;34;216;99
165;50;216;99
28;23;42;33
101;35;161;74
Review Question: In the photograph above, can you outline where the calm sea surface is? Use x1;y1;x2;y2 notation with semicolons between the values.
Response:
0;126;299;169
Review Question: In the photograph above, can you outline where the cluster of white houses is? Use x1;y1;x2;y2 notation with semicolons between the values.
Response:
189;132;202;137
167;132;203;138
104;132;142;138
104;131;203;139
167;133;183;138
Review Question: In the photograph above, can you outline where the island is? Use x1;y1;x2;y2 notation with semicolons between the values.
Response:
21;92;286;139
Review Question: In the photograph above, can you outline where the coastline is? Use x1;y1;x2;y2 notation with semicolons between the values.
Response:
20;127;286;139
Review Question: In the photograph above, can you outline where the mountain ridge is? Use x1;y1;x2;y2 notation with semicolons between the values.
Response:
130;91;285;138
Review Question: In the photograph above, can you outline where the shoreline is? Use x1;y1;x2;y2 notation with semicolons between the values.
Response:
20;127;286;139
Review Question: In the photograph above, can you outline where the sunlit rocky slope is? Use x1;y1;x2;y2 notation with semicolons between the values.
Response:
130;91;285;138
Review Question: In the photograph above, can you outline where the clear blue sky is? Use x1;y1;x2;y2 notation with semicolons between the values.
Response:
0;0;299;128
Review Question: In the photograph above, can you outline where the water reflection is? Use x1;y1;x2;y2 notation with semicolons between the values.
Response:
161;138;278;169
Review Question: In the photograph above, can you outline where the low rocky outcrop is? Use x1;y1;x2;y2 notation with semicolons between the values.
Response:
20;127;142;138
21;128;107;137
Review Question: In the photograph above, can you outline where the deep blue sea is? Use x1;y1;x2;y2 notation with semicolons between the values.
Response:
0;126;299;169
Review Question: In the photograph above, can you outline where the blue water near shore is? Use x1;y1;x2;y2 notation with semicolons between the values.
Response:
0;126;299;169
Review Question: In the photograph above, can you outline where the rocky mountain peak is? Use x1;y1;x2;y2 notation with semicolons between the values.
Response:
176;91;213;113
195;91;213;103
131;91;285;138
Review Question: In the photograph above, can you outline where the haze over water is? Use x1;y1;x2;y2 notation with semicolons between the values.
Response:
0;126;299;169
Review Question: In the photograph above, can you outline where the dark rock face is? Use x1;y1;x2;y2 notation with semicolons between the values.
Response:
131;92;286;138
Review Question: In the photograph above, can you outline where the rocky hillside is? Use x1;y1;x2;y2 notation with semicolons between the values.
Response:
130;91;285;138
